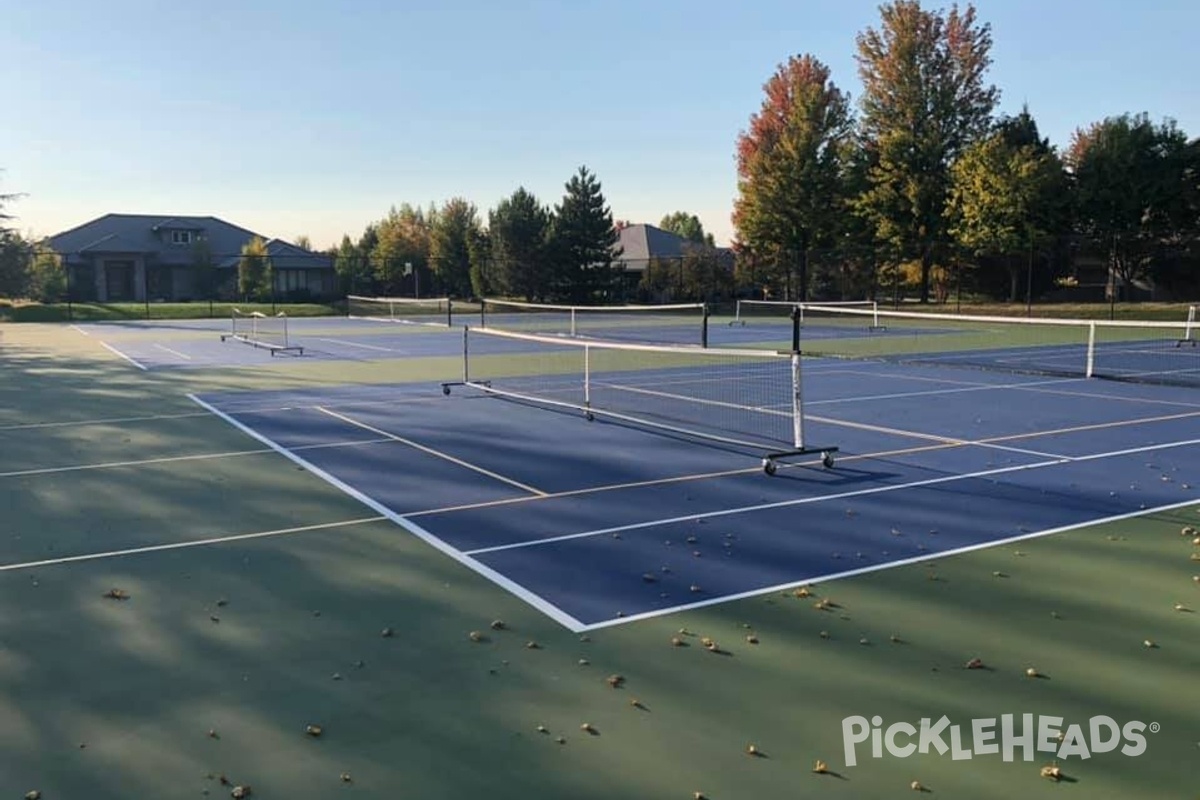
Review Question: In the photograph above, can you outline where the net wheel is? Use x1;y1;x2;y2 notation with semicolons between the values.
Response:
442;385;451;396
822;452;835;469
586;412;595;422
762;459;777;476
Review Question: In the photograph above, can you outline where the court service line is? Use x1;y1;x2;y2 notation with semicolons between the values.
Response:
70;324;91;337
806;377;1079;406
464;436;1200;556
99;341;148;370
580;496;1200;632
153;343;192;360
188;393;585;631
804;413;1068;460
314;406;548;497
0;516;387;573
0;436;397;479
310;337;402;353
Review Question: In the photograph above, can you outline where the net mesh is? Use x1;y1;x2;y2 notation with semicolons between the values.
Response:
347;295;453;327
226;309;296;351
450;326;801;452
735;300;879;328
479;298;708;346
791;305;1200;388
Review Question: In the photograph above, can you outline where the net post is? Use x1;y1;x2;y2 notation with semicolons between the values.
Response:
734;299;742;326
583;343;591;411
701;304;709;348
446;299;453;327
281;313;289;349
570;308;578;337
791;353;805;450
1185;305;1196;342
461;325;470;383
1085;321;1096;378
790;306;801;353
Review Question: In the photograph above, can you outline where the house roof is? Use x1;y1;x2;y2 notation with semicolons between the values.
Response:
615;224;689;262
46;213;330;268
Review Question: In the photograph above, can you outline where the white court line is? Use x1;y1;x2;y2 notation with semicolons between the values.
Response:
806;377;1078;406
580;496;1200;631
0;411;212;431
0;436;396;479
0;516;386;572
805;413;1069;460
315;406;548;496
70;324;90;337
464;436;1200;556
99;341;148;370
153;343;192;360
310;337;403;353
188;393;586;631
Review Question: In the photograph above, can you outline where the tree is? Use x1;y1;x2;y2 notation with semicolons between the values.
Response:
948;111;1067;301
294;234;313;251
660;212;714;246
733;54;853;301
855;1;999;303
334;234;371;295
28;250;66;302
428;198;482;298
489;187;552;300
548;166;621;303
372;205;431;295
0;233;30;298
1067;113;1191;300
237;236;272;300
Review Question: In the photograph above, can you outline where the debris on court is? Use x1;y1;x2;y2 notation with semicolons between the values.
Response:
812;759;829;774
606;674;624;688
380;627;394;638
305;724;323;737
911;780;926;791
746;743;761;756
490;619;506;630
468;631;484;642
1025;667;1041;678
340;773;352;783
24;791;40;800
965;657;985;669
231;786;251;799
1040;763;1062;781
102;587;130;600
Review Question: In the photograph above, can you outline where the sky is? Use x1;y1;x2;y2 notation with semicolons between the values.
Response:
2;0;1198;249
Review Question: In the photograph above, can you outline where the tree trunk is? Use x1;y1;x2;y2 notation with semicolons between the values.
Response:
919;247;933;304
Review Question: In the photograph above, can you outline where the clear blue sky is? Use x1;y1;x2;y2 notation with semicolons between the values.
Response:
3;0;1197;249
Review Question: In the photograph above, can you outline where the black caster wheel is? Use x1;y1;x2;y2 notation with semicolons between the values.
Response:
762;458;778;476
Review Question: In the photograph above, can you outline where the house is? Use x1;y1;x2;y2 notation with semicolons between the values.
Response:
44;213;335;302
612;223;735;299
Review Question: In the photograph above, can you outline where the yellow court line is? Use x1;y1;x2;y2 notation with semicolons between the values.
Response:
315;406;548;497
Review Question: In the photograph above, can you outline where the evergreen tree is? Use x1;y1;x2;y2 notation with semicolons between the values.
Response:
429;197;482;298
548;166;621;303
489;187;552;300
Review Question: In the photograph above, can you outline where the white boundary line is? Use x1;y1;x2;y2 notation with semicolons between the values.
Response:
465;437;1200;556
99;341;148;370
0;436;397;479
0;411;213;431
310;337;403;353
579;497;1200;631
70;324;91;337
0;516;387;572
153;343;192;360
187;393;587;632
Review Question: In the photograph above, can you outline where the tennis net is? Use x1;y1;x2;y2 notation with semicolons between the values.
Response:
792;304;1199;388
440;326;836;473
479;298;709;346
733;299;882;329
220;309;303;355
347;295;454;327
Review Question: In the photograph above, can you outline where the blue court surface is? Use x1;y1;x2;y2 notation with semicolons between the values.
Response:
191;359;1200;631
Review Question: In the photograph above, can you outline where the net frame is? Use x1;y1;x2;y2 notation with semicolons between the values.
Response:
733;299;883;330
479;298;710;347
787;303;1198;383
220;309;303;355
346;295;454;327
440;315;836;475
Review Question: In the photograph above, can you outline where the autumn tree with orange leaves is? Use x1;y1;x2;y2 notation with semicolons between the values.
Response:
733;54;853;301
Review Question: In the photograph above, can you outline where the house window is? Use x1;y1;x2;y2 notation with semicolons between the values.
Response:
171;231;192;245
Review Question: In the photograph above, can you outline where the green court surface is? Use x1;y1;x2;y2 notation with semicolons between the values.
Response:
1;321;1198;799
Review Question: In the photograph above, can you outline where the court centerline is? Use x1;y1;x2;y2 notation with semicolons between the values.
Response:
463;437;1200;556
99;341;148;370
314;406;548;496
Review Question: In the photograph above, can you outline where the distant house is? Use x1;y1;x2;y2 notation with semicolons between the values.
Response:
613;223;733;275
44;213;335;302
